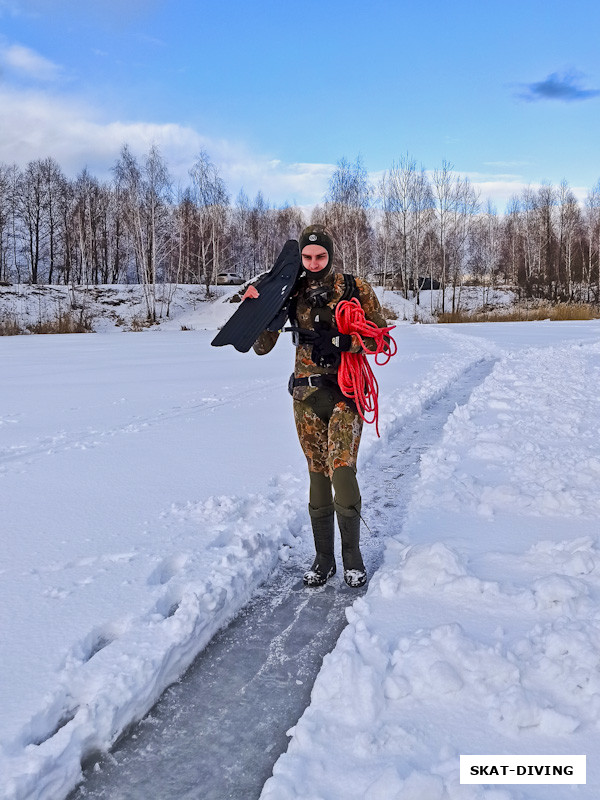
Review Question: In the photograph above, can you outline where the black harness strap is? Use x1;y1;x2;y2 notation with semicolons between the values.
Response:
288;293;299;329
289;274;358;328
339;273;359;304
286;275;360;413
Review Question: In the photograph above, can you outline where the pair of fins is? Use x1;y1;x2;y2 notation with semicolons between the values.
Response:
211;240;302;353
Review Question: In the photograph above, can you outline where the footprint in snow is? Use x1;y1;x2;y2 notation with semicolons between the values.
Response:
148;553;189;586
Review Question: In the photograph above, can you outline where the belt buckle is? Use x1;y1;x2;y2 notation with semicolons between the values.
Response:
307;375;317;388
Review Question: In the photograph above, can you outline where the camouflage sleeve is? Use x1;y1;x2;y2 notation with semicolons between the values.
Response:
253;329;280;355
348;279;388;353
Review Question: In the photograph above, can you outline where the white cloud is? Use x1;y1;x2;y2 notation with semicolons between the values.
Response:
10;76;586;213
461;171;530;209
0;87;335;206
225;159;334;205
0;42;61;80
464;171;590;210
0;87;202;174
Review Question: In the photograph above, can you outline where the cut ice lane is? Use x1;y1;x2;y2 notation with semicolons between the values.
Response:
69;357;497;800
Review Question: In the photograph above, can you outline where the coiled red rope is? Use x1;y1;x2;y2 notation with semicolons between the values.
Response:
335;298;397;437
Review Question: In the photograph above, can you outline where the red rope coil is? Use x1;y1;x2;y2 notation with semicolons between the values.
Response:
335;298;397;437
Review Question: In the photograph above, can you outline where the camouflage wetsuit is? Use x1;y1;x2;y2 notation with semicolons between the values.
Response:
253;270;387;517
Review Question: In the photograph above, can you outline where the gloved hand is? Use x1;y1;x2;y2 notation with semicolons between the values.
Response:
292;326;352;368
314;329;352;368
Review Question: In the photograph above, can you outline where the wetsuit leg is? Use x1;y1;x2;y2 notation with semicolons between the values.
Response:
294;401;336;586
293;398;331;477
328;403;366;586
327;400;363;476
331;465;361;516
295;394;366;586
309;471;333;517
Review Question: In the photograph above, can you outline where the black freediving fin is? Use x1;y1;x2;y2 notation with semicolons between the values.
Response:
211;240;302;353
264;302;289;333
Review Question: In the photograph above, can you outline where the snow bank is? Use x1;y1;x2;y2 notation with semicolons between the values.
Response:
2;478;304;800
373;287;436;324
262;337;600;799
0;282;433;336
0;283;238;334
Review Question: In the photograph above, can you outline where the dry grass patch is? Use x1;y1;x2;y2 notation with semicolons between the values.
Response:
26;310;94;334
126;315;157;331
0;315;25;335
438;303;600;323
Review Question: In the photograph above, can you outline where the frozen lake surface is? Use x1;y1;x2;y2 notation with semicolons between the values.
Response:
3;315;600;799
70;361;496;800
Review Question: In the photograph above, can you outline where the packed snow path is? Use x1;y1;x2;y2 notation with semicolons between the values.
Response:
68;359;497;800
2;325;505;799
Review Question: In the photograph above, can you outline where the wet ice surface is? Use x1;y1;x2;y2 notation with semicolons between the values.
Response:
71;567;361;800
70;359;496;800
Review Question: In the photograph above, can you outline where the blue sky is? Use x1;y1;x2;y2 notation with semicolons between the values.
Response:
1;0;599;210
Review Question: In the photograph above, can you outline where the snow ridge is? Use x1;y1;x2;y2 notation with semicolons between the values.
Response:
2;478;303;800
416;340;600;520
261;337;600;800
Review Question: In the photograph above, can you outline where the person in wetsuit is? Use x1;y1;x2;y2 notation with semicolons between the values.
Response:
253;224;388;588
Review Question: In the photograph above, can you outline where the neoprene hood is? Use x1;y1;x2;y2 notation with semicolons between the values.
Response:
299;224;334;278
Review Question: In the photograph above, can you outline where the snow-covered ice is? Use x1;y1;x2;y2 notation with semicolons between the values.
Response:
2;296;600;799
261;324;600;800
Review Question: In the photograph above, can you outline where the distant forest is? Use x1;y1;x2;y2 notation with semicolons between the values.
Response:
1;147;600;318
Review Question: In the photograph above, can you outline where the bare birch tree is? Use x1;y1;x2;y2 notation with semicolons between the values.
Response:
557;180;582;301
189;151;229;294
322;156;372;277
18;160;49;284
470;200;502;304
114;144;173;319
584;181;600;302
0;164;13;282
431;160;454;312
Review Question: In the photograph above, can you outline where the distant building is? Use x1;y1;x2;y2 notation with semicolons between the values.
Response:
371;273;440;291
415;276;440;291
370;272;403;290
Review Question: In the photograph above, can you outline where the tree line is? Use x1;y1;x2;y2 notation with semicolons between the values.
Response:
1;147;599;319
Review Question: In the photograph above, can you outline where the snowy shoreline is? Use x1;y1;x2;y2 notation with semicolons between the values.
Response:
0;283;437;335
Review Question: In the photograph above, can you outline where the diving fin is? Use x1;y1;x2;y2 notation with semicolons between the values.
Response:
265;303;289;333
211;240;302;353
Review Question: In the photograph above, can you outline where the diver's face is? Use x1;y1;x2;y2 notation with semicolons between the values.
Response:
301;244;329;273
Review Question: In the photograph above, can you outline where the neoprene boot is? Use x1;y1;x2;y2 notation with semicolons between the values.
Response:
303;506;336;587
336;509;367;588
